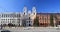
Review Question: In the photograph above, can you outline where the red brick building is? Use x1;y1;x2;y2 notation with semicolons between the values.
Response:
37;13;60;27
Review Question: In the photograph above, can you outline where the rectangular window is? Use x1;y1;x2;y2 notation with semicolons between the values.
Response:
2;14;3;17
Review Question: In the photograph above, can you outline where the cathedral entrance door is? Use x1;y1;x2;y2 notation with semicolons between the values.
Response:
26;20;32;27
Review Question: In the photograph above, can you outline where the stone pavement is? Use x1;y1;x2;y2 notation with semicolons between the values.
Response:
0;27;60;32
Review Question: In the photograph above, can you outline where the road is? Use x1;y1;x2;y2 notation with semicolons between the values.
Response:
0;27;60;32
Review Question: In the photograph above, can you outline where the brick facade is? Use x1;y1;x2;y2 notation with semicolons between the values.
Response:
37;13;60;27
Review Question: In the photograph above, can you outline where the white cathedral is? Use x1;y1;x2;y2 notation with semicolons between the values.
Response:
0;6;36;27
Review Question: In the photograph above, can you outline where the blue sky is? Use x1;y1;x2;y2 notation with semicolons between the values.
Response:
0;0;60;13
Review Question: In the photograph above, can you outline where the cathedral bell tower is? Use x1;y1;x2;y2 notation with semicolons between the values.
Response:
32;6;36;16
23;6;27;16
31;6;36;20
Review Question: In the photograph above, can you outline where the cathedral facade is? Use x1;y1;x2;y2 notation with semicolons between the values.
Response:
0;6;36;27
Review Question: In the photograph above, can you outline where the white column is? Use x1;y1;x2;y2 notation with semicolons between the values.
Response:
20;19;22;26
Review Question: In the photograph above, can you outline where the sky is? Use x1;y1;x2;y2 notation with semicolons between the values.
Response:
0;0;60;13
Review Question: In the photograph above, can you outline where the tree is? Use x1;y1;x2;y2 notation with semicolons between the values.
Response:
33;16;39;27
50;14;54;26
